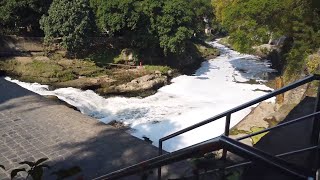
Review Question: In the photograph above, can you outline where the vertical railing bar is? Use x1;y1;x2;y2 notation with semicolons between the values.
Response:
220;114;231;179
311;80;320;179
158;140;163;180
222;113;231;160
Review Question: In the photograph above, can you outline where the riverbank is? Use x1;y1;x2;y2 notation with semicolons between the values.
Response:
5;41;276;152
0;41;219;97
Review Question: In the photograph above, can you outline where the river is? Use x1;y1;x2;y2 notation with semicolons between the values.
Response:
5;41;276;152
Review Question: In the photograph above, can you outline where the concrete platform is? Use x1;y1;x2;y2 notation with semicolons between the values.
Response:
0;77;181;179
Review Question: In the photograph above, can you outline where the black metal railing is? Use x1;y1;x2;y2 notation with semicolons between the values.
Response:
94;110;319;180
158;74;320;178
94;74;320;180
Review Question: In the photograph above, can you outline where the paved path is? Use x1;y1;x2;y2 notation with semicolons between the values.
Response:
0;78;181;180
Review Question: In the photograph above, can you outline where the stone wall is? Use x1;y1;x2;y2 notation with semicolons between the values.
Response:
0;35;44;56
0;36;127;57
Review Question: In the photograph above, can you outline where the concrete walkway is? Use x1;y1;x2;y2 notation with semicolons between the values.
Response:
0;78;179;179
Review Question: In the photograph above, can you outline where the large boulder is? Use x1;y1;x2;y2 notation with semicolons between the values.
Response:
268;36;287;46
253;44;278;58
115;74;167;93
114;48;138;65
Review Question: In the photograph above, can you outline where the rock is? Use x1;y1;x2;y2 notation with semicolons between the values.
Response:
306;53;320;74
268;36;288;47
284;83;308;105
54;76;116;90
275;77;284;104
167;70;173;77
33;56;50;61
142;136;153;144
263;116;278;127
234;102;275;132
107;120;128;129
154;70;162;76
116;48;137;64
44;95;79;111
252;44;278;58
115;74;167;93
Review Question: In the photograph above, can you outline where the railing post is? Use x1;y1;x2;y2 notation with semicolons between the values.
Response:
222;114;231;160
311;82;320;178
158;140;163;180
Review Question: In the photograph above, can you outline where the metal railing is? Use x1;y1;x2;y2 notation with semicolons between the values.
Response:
94;74;320;180
158;74;320;178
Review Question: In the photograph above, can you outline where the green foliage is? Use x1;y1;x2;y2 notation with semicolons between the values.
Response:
195;43;220;58
156;0;195;54
306;54;320;73
86;48;121;65
11;158;50;180
189;0;215;37
95;0;141;35
92;0;197;55
2;157;82;180
212;0;320;75
0;0;52;35
144;65;172;74
250;127;268;145
40;0;95;55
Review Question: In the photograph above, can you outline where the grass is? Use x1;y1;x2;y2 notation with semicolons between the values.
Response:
229;126;268;145
229;128;250;136
85;47;121;66
218;37;231;47
144;65;172;74
0;57;107;84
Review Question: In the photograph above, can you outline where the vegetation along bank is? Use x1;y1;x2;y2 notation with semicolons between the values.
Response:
0;0;219;97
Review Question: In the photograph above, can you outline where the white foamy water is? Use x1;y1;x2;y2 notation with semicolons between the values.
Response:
5;41;276;152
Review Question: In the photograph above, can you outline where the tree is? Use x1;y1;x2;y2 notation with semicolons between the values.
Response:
91;0;196;55
189;0;214;36
40;0;96;55
0;0;52;35
212;0;320;74
155;0;195;54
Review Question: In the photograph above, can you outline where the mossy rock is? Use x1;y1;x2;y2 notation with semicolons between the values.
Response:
114;48;138;64
250;127;268;145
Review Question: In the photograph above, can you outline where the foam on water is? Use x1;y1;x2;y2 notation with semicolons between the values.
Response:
5;41;276;152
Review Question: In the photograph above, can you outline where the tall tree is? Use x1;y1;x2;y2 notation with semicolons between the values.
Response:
40;0;96;55
155;0;195;54
0;0;52;35
212;0;320;74
189;0;214;36
93;0;196;55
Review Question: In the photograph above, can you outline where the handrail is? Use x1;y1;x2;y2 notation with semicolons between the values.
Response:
93;137;222;180
96;110;320;180
220;136;313;179
158;74;319;178
236;111;320;141
186;146;319;179
159;75;317;142
96;74;320;180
